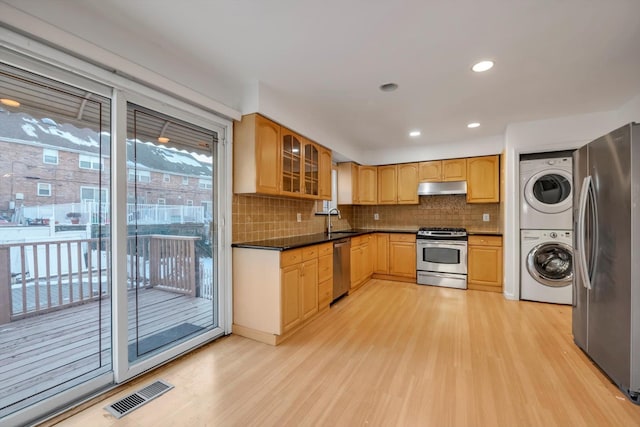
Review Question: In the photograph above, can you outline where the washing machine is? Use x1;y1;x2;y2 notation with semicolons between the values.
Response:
520;229;573;304
520;157;573;229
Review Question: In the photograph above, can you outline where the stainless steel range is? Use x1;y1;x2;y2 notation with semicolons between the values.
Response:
416;227;468;289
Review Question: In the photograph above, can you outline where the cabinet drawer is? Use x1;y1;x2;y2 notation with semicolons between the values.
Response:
351;235;365;246
302;245;320;261
389;233;416;243
281;248;303;267
317;242;333;257
318;254;333;283
469;235;502;247
318;279;332;305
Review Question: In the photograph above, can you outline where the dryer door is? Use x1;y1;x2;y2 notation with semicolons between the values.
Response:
524;169;572;214
527;242;573;287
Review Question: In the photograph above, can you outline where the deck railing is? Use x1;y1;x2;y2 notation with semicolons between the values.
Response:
0;235;200;324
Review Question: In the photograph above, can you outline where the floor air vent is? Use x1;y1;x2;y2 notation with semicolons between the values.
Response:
105;380;174;419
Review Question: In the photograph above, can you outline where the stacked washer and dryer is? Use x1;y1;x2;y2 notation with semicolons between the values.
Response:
520;154;574;304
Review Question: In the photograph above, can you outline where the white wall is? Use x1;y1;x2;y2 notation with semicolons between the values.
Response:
252;82;363;162
360;134;505;165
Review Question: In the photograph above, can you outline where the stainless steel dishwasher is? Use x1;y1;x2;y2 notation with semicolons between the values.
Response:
333;238;351;300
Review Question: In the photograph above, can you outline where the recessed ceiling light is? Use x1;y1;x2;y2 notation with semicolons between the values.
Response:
0;98;20;107
379;82;399;92
467;122;480;128
157;136;170;143
409;130;421;137
472;60;494;72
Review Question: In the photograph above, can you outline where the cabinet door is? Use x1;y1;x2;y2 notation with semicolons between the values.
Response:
442;158;466;181
281;127;303;196
389;241;416;278
318;147;332;200
361;237;373;281
358;166;377;204
377;165;397;204
397;163;419;204
374;233;390;274
468;245;503;287
301;259;319;320
303;141;319;197
350;246;361;289
467;155;499;203
419;160;442;181
281;264;302;333
255;115;281;194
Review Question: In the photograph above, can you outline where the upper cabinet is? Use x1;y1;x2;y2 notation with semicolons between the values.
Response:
234;113;281;195
397;163;419;204
442;159;466;181
281;127;303;196
419;158;466;182
358;166;378;204
234;114;332;200
377;165;397;204
337;162;360;204
467;155;499;203
318;146;332;200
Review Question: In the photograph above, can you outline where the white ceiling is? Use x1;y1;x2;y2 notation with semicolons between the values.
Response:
3;0;640;158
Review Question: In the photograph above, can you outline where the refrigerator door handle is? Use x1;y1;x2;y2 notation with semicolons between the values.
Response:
577;175;593;290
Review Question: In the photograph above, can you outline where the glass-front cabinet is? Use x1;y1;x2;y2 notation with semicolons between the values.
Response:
304;142;319;197
281;127;302;195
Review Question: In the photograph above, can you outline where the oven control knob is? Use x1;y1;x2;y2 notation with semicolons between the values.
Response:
550;232;558;238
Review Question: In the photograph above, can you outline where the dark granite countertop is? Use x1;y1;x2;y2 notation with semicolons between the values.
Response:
232;229;418;251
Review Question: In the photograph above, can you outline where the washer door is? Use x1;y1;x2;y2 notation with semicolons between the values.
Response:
524;169;572;214
527;242;573;287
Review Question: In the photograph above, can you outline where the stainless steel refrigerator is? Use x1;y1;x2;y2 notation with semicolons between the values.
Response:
573;123;640;404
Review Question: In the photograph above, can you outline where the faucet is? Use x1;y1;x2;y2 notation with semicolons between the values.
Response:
327;207;341;235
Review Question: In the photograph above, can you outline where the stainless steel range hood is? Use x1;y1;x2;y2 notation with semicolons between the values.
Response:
417;181;467;195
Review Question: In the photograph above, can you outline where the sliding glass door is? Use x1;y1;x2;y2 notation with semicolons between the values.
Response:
0;62;112;418
0;43;230;425
125;104;218;363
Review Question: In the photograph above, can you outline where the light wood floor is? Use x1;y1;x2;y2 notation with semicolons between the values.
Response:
50;279;640;427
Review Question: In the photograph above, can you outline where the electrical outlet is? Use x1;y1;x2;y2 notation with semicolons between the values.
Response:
483;213;490;222
297;213;302;222
374;213;379;220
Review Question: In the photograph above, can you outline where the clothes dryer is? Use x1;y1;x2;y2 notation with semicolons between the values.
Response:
520;229;573;304
520;157;573;229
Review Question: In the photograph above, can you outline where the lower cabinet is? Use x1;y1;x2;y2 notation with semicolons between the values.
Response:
232;242;332;345
468;235;503;292
372;233;416;282
350;234;373;291
317;244;333;310
389;234;417;278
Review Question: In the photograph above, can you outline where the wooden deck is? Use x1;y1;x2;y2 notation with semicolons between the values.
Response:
0;288;213;417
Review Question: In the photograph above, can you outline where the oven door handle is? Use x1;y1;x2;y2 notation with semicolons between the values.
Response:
417;240;467;247
420;272;466;279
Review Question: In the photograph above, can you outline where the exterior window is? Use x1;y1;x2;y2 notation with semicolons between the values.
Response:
163;173;170;183
78;154;103;170
199;179;212;189
80;186;108;203
157;198;166;205
128;169;151;182
182;176;189;185
137;170;151;183
43;148;58;164
186;199;193;206
37;182;52;196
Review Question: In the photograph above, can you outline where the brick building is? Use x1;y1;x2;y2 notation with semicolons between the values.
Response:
0;110;213;223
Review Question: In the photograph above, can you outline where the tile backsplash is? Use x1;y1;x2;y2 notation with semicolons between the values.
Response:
233;194;500;243
232;194;352;242
351;195;500;232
